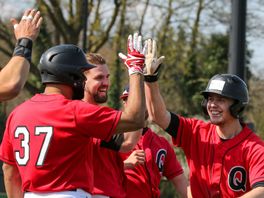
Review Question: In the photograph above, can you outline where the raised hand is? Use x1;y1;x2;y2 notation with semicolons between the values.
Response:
11;9;43;41
143;38;165;82
118;32;145;75
124;150;146;170
11;9;43;63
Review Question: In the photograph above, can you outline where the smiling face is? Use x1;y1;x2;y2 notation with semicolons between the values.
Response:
207;93;235;126
83;63;110;104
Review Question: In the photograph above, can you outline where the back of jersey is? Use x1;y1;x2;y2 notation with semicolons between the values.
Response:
1;94;94;193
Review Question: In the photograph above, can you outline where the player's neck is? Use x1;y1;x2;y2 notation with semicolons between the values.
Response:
82;93;97;105
43;84;73;99
216;120;242;140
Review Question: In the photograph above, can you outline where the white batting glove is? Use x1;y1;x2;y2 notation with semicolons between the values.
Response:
118;32;145;75
143;39;165;82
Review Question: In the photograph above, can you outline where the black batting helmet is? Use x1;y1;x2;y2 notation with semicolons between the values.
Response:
201;74;249;118
39;44;95;99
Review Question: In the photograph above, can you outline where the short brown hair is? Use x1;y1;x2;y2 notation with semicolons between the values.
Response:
86;53;106;65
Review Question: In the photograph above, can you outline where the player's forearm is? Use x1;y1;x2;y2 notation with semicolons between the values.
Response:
116;74;145;133
145;82;170;129
0;9;42;102
0;56;29;101
126;74;146;125
120;129;142;153
239;187;264;198
170;174;188;198
2;163;23;198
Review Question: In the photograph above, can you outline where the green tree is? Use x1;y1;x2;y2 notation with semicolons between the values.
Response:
107;0;126;109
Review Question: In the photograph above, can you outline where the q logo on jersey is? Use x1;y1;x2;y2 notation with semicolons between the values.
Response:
228;166;247;192
156;149;167;174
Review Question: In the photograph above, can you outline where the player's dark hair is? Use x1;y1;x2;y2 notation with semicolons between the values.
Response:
86;53;106;65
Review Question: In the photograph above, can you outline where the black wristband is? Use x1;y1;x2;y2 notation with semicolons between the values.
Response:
144;75;159;82
144;64;162;82
100;134;124;151
13;38;33;63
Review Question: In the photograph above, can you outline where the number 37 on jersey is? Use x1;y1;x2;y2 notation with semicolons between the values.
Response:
14;126;53;166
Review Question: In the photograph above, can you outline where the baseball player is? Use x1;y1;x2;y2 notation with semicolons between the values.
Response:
0;9;42;101
83;53;143;198
0;32;146;198
144;38;264;197
120;85;188;198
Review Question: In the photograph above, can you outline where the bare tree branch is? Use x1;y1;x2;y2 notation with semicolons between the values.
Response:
92;0;121;52
138;0;149;33
39;0;69;42
159;0;173;50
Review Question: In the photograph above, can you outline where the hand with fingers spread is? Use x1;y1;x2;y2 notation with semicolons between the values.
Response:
124;150;146;170
11;9;43;63
143;38;165;82
118;32;145;75
11;8;43;41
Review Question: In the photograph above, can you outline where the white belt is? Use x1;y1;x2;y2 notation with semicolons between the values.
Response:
24;188;92;198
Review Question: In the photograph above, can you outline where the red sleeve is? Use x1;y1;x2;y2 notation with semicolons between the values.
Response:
172;116;196;157
0;113;16;165
162;138;183;180
247;134;264;187
74;101;122;141
172;116;210;158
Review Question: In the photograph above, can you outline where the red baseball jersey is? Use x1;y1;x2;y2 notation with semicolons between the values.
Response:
92;138;126;198
121;128;184;198
172;116;264;197
0;94;121;193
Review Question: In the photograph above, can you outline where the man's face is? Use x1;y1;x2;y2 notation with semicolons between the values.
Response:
83;64;110;104
206;93;235;126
